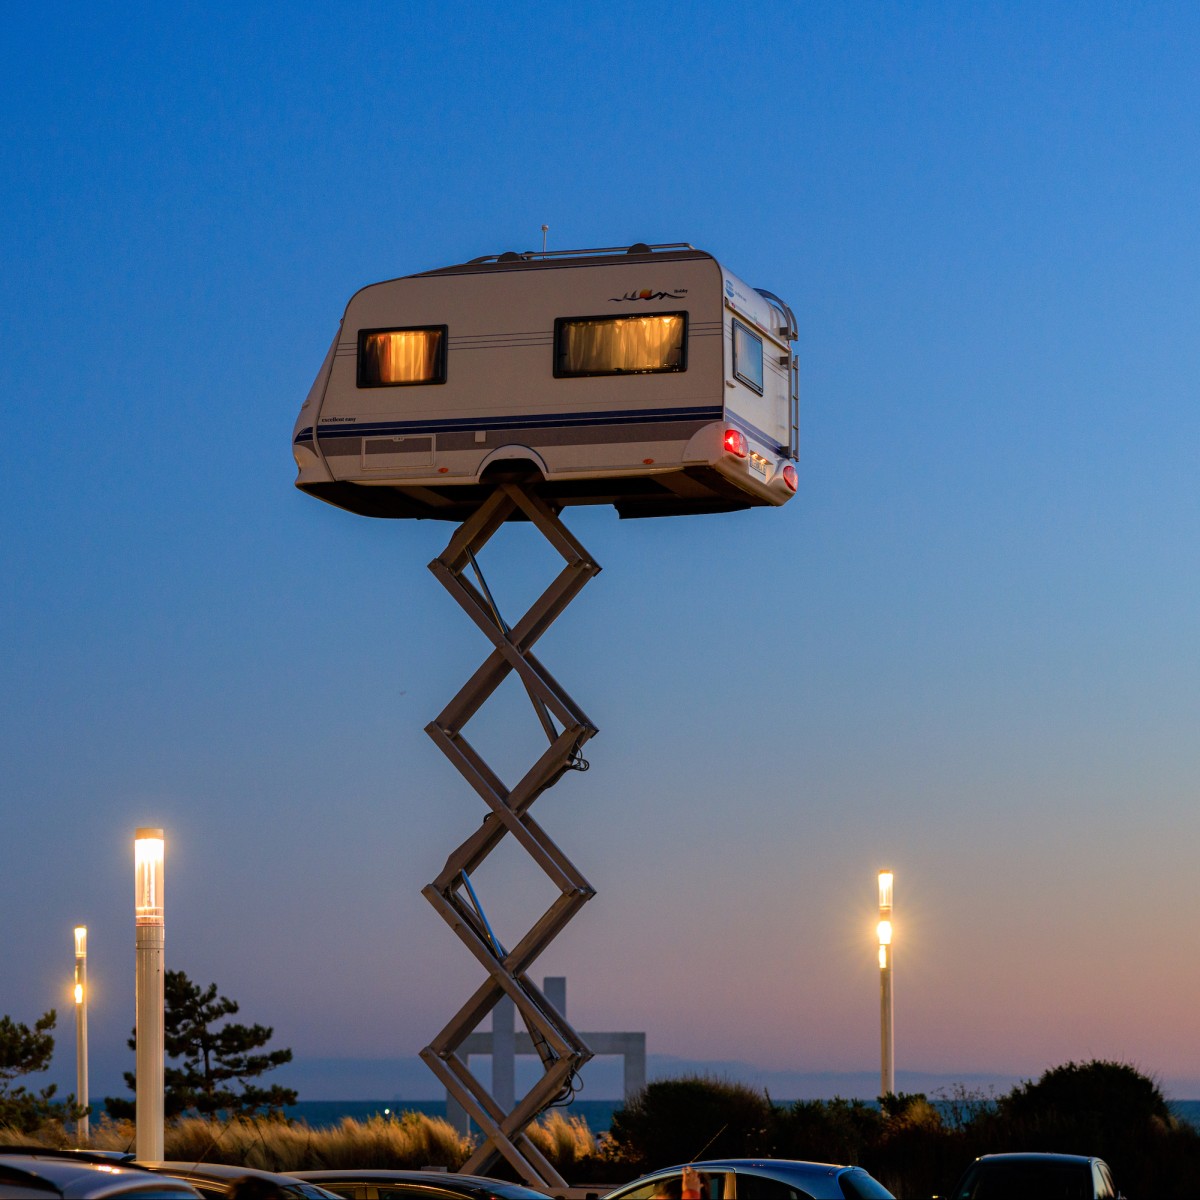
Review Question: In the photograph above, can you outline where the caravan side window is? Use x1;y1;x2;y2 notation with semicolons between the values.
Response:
358;326;448;387
732;320;764;394
554;313;687;377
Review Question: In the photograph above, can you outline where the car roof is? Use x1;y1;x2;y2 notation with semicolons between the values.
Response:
292;1172;551;1198
152;1164;308;1182
0;1152;200;1199
146;1163;340;1198
668;1159;854;1177
975;1153;1100;1166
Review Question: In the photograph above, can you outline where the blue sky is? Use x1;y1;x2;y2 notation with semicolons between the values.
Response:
3;2;1200;1104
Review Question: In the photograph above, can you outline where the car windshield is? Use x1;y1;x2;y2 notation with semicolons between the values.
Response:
111;1192;200;1199
956;1162;1092;1200
838;1169;895;1199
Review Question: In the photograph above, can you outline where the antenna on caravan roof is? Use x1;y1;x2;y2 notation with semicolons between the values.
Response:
540;223;548;254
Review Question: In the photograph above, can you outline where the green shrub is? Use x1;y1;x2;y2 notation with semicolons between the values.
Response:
770;1097;883;1165
608;1075;772;1172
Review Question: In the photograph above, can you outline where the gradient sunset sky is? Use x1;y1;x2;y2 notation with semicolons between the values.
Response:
3;2;1200;1102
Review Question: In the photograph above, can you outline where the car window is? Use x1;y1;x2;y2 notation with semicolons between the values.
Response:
616;1179;677;1200
956;1162;1093;1200
376;1189;468;1200
732;1172;811;1199
1093;1163;1115;1200
616;1171;727;1199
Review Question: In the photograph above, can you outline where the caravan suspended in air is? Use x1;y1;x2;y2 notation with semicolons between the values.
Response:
292;242;800;520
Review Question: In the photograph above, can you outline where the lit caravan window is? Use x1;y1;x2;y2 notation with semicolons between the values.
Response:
358;326;448;387
732;320;764;394
554;313;687;377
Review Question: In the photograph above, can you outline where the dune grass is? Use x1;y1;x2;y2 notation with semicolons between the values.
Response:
0;1108;603;1176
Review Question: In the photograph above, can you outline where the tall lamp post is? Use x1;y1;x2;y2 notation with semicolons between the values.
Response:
135;828;165;1163
73;926;89;1144
877;869;894;1097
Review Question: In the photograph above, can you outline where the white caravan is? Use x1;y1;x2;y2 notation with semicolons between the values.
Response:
292;242;799;520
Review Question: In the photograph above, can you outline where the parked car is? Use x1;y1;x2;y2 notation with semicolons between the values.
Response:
293;1169;552;1200
138;1163;342;1200
949;1153;1123;1199
0;1146;200;1200
602;1159;895;1199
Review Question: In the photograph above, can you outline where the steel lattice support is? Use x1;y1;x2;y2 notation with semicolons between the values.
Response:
419;483;600;1190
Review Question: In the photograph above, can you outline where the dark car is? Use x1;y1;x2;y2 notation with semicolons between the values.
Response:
138;1164;341;1200
292;1170;552;1200
0;1147;200;1200
602;1158;894;1200
950;1153;1123;1200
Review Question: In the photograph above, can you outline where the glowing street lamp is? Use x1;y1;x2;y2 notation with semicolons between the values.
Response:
878;870;894;1096
73;926;89;1143
135;829;165;1163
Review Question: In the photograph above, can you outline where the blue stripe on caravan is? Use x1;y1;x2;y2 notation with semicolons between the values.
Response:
304;405;725;440
296;407;793;457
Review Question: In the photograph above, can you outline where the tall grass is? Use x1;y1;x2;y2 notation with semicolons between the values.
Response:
0;1109;602;1177
523;1109;600;1171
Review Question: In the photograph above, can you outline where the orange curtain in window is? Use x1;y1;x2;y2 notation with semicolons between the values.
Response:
564;315;683;374
363;329;442;383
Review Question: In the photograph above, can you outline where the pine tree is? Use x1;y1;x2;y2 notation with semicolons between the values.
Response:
107;971;297;1118
0;1009;63;1130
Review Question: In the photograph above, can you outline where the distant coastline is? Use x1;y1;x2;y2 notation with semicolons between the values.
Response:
275;1097;1200;1134
80;1096;1200;1133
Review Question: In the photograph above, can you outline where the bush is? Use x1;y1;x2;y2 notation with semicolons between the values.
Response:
972;1060;1191;1200
608;1076;772;1173
770;1097;883;1165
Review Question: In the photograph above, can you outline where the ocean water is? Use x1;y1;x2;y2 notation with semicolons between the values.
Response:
282;1098;1200;1134
283;1098;622;1132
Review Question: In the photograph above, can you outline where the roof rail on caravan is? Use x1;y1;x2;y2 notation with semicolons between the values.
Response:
466;242;696;265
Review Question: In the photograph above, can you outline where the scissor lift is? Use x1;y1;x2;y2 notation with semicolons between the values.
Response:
418;482;601;1190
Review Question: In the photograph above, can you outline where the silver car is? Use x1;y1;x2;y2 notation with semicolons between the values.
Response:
0;1149;201;1200
603;1158;894;1200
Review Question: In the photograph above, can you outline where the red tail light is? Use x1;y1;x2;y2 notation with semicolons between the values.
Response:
723;428;748;457
782;464;798;492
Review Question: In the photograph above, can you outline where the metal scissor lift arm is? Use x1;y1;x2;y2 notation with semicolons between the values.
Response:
420;484;600;1190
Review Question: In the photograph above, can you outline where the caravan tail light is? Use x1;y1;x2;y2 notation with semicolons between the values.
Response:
723;428;748;458
782;464;798;492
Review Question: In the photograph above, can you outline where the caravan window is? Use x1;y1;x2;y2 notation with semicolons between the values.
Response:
554;313;687;377
732;320;764;394
358;326;448;387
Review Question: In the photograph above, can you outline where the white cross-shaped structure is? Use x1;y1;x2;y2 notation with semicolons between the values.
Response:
446;976;646;1133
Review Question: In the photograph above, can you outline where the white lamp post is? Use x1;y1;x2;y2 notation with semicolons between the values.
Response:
135;828;165;1163
73;925;89;1144
877;869;894;1097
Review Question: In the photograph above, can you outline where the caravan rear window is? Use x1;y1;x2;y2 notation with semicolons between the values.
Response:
732;319;764;394
358;326;448;387
554;313;687;377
